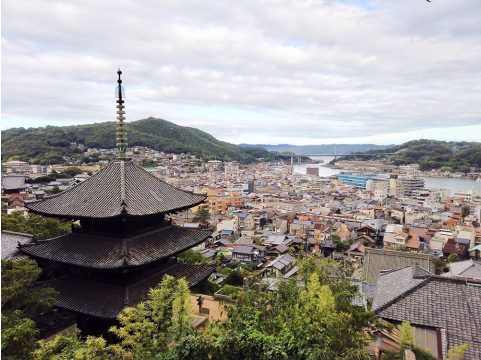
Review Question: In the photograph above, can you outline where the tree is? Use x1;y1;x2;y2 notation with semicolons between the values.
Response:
396;245;408;252
139;158;157;168
1;259;58;360
434;258;448;275
331;234;350;251
62;166;83;177
447;253;460;263
192;206;211;223
445;343;469;360
176;249;208;264
1;212;72;240
224;270;244;286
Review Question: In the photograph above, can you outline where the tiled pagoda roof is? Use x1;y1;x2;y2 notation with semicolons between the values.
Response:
25;160;206;220
20;225;212;270
33;262;216;319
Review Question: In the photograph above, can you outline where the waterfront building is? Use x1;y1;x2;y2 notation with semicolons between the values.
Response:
400;176;425;197
20;71;215;340
334;172;373;188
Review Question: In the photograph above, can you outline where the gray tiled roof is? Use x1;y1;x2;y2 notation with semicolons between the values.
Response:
372;263;433;312
25;161;206;219
1;175;26;190
374;275;481;360
442;260;481;280
364;248;435;284
20;225;212;269
33;262;216;319
1;231;35;261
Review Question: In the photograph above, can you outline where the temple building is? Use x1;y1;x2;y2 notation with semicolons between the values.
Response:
20;70;216;340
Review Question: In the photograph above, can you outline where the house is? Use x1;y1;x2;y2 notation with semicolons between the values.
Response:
1;175;27;194
345;242;365;261
199;248;218;261
372;263;481;359
442;238;468;259
442;259;481;280
8;193;30;208
231;245;267;267
263;253;295;278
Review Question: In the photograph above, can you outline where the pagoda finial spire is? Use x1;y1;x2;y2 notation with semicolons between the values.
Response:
116;69;127;157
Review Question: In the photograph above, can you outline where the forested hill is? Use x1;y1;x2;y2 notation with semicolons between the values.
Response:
331;139;481;172
1;118;273;164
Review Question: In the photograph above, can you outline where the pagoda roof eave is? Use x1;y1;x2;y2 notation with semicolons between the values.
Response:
25;197;207;221
32;262;217;320
24;161;207;219
20;225;213;270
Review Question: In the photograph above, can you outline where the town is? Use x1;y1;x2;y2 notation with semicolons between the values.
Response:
2;139;481;359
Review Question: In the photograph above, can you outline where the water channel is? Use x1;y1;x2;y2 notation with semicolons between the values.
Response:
291;156;481;195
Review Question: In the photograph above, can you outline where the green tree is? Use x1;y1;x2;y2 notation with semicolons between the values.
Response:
447;253;460;263
1;259;58;360
445;343;469;360
192;206;211;223
139;158;157;168
396;245;408;252
1;212;72;240
62;166;83;177
176;249;208;264
434;258;448;275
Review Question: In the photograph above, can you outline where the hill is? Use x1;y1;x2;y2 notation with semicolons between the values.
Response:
1;118;275;165
331;139;481;172
238;143;394;154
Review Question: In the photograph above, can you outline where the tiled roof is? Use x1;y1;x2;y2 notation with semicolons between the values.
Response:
372;263;433;312
364;248;435;284
20;226;212;270
1;175;26;190
25;161;206;219
1;231;35;261
374;275;481;360
33;262;216;319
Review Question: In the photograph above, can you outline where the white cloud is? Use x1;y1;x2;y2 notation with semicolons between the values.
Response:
2;0;481;145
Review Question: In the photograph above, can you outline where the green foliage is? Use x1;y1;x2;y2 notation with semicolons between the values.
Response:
214;253;225;264
1;212;72;240
1;118;285;164
1;310;39;360
107;276;193;359
224;270;244;286
331;139;481;171
447;253;460;263
218;285;242;299
445;343;469;360
398;322;414;348
25;255;387;359
396;245;408;252
435;258;448;275
221;267;232;276
190;279;221;296
140;158;158;167
225;261;241;269
1;259;58;360
62;166;83;177
176;249;208;264
33;331;113;360
192;206;211;223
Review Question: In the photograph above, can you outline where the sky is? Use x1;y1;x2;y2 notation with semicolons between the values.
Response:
2;0;481;146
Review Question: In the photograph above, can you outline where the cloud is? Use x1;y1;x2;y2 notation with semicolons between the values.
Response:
2;0;481;145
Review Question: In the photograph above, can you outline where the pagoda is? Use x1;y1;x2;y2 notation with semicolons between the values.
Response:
21;70;216;340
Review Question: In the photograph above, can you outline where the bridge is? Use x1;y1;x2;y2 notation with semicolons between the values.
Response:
304;153;396;156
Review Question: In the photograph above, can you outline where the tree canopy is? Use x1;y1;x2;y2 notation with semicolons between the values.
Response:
1;259;58;360
1;212;73;240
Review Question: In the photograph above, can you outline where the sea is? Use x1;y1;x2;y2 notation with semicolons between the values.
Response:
292;156;481;195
